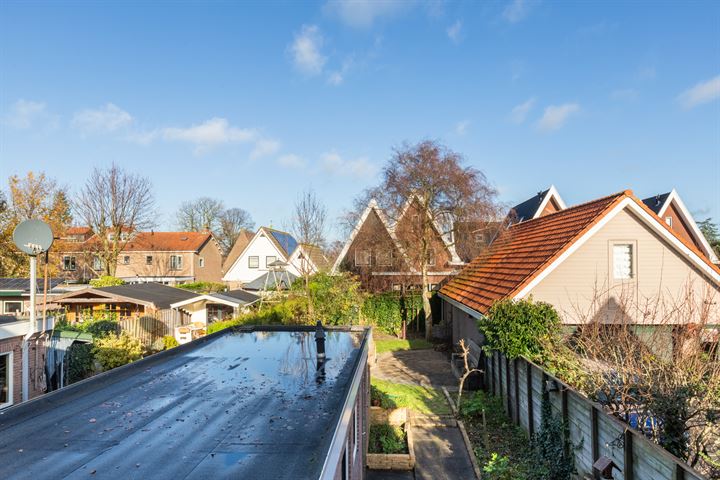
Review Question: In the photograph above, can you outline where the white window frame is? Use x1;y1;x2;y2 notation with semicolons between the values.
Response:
426;249;436;266
92;256;104;271
170;255;183;270
266;256;277;268
376;250;392;267
248;256;259;269
610;241;636;282
665;216;673;227
3;301;23;315
0;351;13;409
354;250;371;267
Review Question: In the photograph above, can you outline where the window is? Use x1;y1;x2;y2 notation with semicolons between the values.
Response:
170;255;183;270
248;256;259;268
3;302;22;315
146;255;153;265
0;352;11;408
428;283;438;291
199;257;205;268
123;256;130;265
665;216;673;227
392;284;402;291
474;232;485;244
266;256;277;268
92;256;103;271
612;243;634;280
354;250;371;266
426;249;435;266
376;250;392;266
62;256;76;271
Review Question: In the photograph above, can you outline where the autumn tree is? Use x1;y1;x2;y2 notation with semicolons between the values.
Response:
290;189;327;319
698;218;720;257
176;198;254;253
367;140;500;340
74;164;155;276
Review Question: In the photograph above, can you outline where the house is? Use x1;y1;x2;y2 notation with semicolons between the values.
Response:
56;230;224;285
221;228;254;276
507;184;567;223
0;277;66;317
440;190;720;355
0;325;370;480
642;189;719;264
169;289;259;325
222;227;329;288
332;197;464;291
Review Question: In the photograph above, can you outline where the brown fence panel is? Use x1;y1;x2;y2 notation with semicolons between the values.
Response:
117;309;191;347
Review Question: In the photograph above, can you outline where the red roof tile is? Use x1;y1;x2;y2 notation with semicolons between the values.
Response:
121;232;212;252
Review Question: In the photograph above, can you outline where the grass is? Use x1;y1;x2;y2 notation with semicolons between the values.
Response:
460;391;534;479
368;423;408;454
373;336;433;354
371;377;452;415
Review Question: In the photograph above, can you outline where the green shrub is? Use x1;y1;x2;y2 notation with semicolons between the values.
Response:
482;298;561;360
370;384;395;409
178;281;226;293
306;272;364;326
67;342;95;384
362;293;423;336
482;453;515;480
89;276;125;287
93;332;143;370
368;424;407;454
163;335;179;350
529;395;578;480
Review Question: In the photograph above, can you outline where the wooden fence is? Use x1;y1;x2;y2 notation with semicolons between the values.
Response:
117;309;190;346
483;351;706;480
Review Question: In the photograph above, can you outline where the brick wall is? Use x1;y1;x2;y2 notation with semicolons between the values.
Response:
0;334;47;407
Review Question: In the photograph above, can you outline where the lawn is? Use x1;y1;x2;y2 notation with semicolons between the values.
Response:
373;336;433;354
371;377;452;415
460;390;534;479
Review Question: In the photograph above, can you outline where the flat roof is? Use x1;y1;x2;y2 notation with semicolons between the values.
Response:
0;326;369;479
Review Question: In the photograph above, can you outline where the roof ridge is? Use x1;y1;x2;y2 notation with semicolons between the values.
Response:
510;190;629;227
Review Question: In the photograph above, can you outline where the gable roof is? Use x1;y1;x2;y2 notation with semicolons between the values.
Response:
64;231;214;253
641;189;718;263
169;290;260;309
265;228;299;258
440;190;720;316
222;229;254;273
331;199;413;274
55;283;197;310
509;185;566;223
292;243;331;272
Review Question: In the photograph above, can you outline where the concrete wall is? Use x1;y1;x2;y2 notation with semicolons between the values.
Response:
527;208;720;326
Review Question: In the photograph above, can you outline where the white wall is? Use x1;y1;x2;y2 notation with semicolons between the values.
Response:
222;230;287;283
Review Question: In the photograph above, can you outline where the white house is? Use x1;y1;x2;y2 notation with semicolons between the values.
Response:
222;227;330;288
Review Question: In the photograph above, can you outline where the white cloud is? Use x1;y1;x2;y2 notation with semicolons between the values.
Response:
677;75;720;109
324;0;414;28
609;88;638;101
289;25;326;75
72;103;133;133
3;99;54;129
250;138;281;159
327;57;355;86
510;98;535;124
536;103;580;131
161;118;257;145
447;20;463;43
455;120;470;136
277;154;306;168
321;151;377;177
503;0;535;23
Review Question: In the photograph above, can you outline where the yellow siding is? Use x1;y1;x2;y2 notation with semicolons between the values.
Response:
528;208;720;325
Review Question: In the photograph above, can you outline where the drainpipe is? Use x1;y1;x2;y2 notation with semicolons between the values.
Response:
22;255;38;402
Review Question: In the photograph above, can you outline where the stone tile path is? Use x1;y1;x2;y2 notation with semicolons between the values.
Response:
367;348;478;480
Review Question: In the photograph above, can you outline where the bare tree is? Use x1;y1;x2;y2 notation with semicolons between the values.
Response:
290;189;327;319
456;339;483;407
368;140;501;340
176;197;225;232
218;207;254;253
74;164;155;276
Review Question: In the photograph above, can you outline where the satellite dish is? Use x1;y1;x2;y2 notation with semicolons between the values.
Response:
13;219;54;255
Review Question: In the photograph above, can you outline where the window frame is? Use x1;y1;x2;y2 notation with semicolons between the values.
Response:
0;351;13;409
146;255;153;265
122;255;130;265
199;257;205;268
665;216;673;227
3;301;23;315
610;240;637;282
266;256;277;268
248;256;260;269
354;249;371;267
170;255;183;270
376;250;392;267
62;255;76;271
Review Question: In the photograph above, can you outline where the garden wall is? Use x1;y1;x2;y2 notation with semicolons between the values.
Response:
483;351;706;480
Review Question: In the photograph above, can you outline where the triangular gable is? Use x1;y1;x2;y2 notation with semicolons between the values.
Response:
646;189;718;264
331;199;414;274
393;194;464;265
222;227;294;280
54;288;156;308
508;185;566;224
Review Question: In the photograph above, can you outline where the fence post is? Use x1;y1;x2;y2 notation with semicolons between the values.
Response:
624;429;634;480
526;361;534;437
591;406;599;480
676;464;686;480
514;359;520;425
561;387;569;457
505;355;511;418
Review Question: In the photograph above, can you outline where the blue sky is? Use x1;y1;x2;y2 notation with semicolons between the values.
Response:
1;1;719;240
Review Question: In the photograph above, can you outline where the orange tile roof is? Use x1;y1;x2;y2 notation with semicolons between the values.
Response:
121;232;212;252
66;226;92;235
440;192;627;314
441;190;720;316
